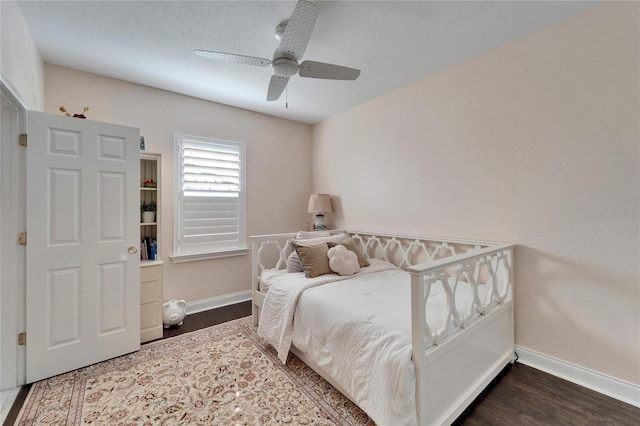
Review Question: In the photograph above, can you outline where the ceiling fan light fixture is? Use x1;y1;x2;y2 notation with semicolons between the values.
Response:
272;57;299;77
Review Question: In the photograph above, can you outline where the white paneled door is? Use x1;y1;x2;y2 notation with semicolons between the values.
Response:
26;111;140;383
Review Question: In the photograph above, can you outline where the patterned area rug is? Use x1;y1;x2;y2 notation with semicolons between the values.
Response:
15;317;374;425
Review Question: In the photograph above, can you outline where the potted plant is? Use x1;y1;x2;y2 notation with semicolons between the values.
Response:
141;201;156;223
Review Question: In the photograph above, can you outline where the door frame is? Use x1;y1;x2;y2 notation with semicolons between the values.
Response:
1;79;28;389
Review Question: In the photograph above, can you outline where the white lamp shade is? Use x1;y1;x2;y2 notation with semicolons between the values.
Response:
308;193;333;214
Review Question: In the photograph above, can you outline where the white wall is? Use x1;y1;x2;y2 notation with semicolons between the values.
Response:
0;0;43;390
44;64;312;303
0;91;27;390
0;0;44;110
312;3;639;386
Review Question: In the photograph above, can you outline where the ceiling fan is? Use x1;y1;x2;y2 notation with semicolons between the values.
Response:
194;0;361;102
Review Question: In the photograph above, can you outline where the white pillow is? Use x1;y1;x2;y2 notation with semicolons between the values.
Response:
293;233;348;246
286;251;304;273
296;231;331;240
327;244;360;276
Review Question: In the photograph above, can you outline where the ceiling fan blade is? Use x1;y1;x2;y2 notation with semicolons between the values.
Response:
267;75;290;101
194;50;271;67
299;61;361;80
278;0;319;60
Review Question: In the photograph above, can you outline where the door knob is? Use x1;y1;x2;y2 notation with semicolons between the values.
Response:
128;246;138;254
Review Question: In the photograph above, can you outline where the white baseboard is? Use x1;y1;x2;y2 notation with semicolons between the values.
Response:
185;290;251;315
515;345;640;408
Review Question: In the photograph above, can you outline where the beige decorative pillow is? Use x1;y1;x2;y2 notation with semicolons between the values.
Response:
286;231;334;273
328;238;370;267
293;242;332;278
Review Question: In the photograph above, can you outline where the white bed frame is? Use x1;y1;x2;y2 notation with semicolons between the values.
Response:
251;230;515;425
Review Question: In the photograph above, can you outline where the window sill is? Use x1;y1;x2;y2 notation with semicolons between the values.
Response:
169;248;248;263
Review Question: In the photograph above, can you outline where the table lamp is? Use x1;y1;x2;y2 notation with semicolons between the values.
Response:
308;193;333;231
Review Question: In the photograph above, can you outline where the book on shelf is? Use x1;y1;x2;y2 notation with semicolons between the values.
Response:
141;238;158;261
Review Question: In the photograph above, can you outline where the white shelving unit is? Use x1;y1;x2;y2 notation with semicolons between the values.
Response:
140;153;160;263
140;152;163;342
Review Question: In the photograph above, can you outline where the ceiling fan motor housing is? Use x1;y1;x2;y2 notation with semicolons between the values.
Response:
272;57;299;77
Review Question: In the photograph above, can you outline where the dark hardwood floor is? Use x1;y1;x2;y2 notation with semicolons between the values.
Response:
5;301;639;425
162;300;252;339
454;362;639;425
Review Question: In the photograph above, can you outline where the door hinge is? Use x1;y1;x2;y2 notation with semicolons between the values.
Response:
18;133;27;147
18;232;27;245
18;332;26;346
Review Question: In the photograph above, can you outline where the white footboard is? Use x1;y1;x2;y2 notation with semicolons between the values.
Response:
408;243;515;425
250;230;514;425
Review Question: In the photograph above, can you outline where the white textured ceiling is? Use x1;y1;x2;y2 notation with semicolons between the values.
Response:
17;0;596;124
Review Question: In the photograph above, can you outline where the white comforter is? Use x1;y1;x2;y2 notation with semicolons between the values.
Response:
258;260;485;426
292;267;418;425
257;258;397;363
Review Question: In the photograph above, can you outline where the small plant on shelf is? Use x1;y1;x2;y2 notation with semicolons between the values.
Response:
141;201;157;223
143;179;157;188
141;201;157;212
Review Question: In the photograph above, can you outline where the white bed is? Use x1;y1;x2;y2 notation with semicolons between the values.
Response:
251;230;514;426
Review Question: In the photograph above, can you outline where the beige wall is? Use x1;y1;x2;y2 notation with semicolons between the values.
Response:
0;0;44;109
312;3;639;385
45;64;312;302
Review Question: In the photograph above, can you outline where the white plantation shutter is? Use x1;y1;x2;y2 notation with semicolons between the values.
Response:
174;134;246;259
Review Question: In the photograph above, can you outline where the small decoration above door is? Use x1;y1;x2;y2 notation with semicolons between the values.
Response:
59;105;89;119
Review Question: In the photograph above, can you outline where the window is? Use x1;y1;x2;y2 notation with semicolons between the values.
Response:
172;134;246;262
